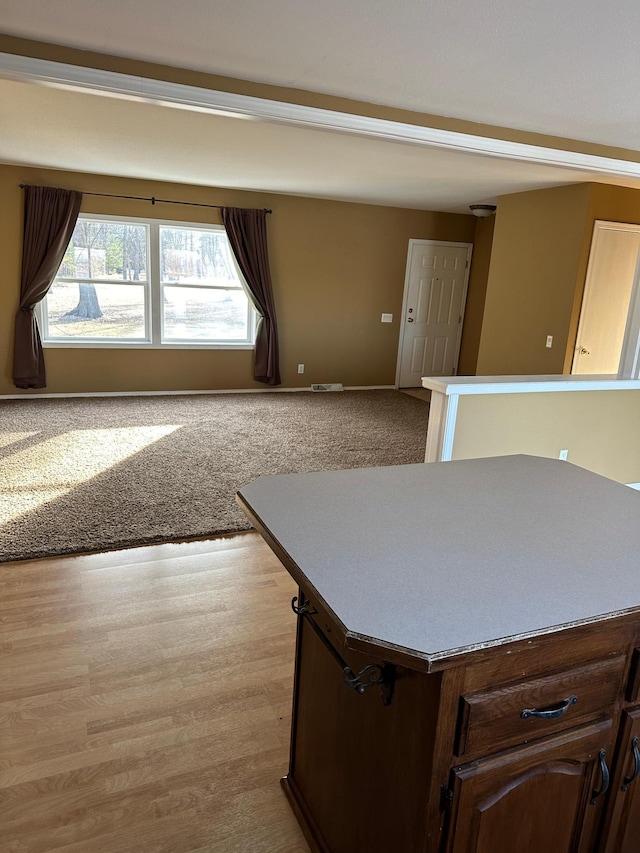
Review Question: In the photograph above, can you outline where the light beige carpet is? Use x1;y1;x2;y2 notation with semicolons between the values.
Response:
0;390;429;562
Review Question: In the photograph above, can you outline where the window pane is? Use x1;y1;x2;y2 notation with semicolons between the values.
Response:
163;287;249;340
45;282;146;339
59;220;147;282
160;227;241;287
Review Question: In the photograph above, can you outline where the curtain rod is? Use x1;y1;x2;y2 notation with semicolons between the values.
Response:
18;185;272;214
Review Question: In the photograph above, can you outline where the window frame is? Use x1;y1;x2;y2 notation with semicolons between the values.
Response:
39;213;257;350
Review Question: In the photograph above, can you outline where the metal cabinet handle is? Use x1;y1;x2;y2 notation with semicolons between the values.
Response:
291;595;395;706
622;736;640;791
291;595;317;616
520;695;578;720
591;749;610;804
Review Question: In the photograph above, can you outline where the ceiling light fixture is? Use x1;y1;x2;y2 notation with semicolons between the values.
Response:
469;204;497;218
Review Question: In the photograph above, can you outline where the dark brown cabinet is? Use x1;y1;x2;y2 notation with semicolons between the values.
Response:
447;721;614;853
602;707;640;852
285;614;437;853
237;455;640;853
279;592;639;853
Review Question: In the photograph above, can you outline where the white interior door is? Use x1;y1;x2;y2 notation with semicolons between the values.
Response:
572;221;640;375
397;240;471;387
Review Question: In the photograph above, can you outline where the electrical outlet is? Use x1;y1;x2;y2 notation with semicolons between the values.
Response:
381;313;393;323
297;364;304;374
546;335;553;348
559;449;569;461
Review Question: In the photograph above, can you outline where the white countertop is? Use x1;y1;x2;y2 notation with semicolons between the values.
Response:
421;374;640;395
238;455;640;668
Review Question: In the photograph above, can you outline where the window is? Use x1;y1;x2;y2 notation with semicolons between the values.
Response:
41;215;256;347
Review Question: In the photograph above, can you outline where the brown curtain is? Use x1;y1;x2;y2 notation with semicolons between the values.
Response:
222;207;281;386
13;186;83;389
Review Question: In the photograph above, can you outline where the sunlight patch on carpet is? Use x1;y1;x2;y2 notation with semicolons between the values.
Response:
0;425;181;525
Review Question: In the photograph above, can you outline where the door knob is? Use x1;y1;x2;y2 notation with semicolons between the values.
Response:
407;318;414;323
580;347;590;356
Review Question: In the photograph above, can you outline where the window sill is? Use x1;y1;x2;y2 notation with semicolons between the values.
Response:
43;342;255;350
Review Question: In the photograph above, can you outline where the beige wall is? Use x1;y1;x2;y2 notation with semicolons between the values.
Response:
587;184;640;226
476;182;640;377
475;184;592;375
0;164;475;395
458;216;495;375
452;391;640;483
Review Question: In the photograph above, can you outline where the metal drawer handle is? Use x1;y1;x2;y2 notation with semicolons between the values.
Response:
622;736;640;791
591;749;610;804
521;694;578;720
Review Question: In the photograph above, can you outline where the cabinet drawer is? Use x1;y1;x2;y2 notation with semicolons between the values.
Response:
456;655;625;758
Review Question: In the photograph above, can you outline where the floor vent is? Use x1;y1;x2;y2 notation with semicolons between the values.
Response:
311;383;344;392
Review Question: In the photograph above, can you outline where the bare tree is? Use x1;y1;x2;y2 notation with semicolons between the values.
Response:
64;221;104;320
201;231;235;280
123;225;146;281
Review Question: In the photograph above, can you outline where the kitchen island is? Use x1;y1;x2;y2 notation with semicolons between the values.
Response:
237;455;640;853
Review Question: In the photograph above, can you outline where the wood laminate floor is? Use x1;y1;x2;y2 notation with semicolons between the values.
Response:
0;533;309;852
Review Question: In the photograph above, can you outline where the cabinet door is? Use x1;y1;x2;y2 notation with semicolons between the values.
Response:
602;708;640;853
446;720;614;853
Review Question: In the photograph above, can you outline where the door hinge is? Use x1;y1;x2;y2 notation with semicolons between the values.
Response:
440;784;453;812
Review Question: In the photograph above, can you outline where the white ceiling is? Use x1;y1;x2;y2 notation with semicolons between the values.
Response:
2;0;640;212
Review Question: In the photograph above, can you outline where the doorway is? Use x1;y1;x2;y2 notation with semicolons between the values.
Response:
396;240;472;387
572;221;640;375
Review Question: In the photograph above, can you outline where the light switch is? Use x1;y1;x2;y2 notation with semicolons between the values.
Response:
546;335;553;348
381;313;393;323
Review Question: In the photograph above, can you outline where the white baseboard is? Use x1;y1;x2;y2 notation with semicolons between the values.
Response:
0;385;396;400
627;483;640;490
